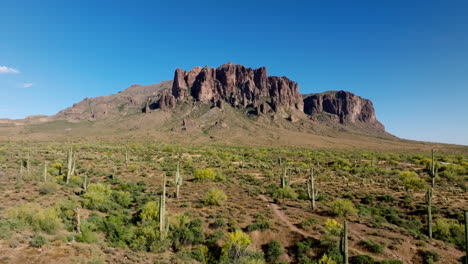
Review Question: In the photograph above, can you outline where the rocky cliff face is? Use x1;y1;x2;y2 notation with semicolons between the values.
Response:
303;90;384;130
168;63;303;112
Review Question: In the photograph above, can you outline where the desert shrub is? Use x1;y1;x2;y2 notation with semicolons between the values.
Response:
330;199;358;217
38;182;57;195
206;230;224;244
300;218;318;230
210;218;226;229
104;213;135;248
170;214;204;251
350;254;375;264
272;187;298;202
264;240;282;263
418;249;440;264
246;214;271;232
432;218;464;249
140;201;161;221
112;190;132;208
324;218;343;236
316;253;337;264
205;188;227;206
379;260;403;264
360;239;384;253
76;221;99;243
221;230;253;261
399;171;427;191
130;219;162;252
82;183;114;212
193;168;217;181
29;234;48;247
0;220;14;239
9;203;63;234
128;164;138;172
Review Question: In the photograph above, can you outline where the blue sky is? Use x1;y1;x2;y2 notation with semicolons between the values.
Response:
1;0;467;145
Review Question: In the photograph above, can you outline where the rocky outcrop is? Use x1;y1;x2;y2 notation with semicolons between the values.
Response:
303;91;384;130
171;63;303;112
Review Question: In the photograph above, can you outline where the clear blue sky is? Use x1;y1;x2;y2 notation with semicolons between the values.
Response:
1;0;467;145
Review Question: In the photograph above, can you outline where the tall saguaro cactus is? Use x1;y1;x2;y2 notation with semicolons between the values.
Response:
429;149;438;187
425;188;433;239
66;146;75;184
280;166;290;188
341;220;349;264
175;162;182;198
307;167;319;211
160;175;168;240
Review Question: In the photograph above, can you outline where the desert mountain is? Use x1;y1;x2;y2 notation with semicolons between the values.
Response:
0;63;402;148
50;63;384;130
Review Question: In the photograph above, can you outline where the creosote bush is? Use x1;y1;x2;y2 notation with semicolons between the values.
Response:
38;182;57;195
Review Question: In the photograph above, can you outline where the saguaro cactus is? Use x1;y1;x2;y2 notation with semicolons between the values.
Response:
66;146;75;184
425;188;433;239
43;161;48;182
175;162;182;198
428;149;438;187
160;175;167;240
307;167;319;211
83;174;88;192
280;166;290;188
340;220;349;264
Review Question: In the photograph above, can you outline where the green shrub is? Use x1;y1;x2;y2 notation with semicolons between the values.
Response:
379;260;403;264
272;187;298;202
128;164;139;172
360;239;384;253
112;190;132;208
140;201;161;222
418;249;440;264
433;218;464;249
205;188;227;206
193;168;217;181
330;199;358;217
29;234;48;247
38;182;57;195
82;183;114;212
9;203;63;234
247;214;271;232
324;218;343;236
350;254;375;264
399;171;427;191
264;240;282;263
76;221;99;243
170;214;204;251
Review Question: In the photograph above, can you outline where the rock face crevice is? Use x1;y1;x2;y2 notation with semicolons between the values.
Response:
303;91;384;130
170;62;303;112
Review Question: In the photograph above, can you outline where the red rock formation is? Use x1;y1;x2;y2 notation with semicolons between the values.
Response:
303;91;384;130
171;62;303;112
